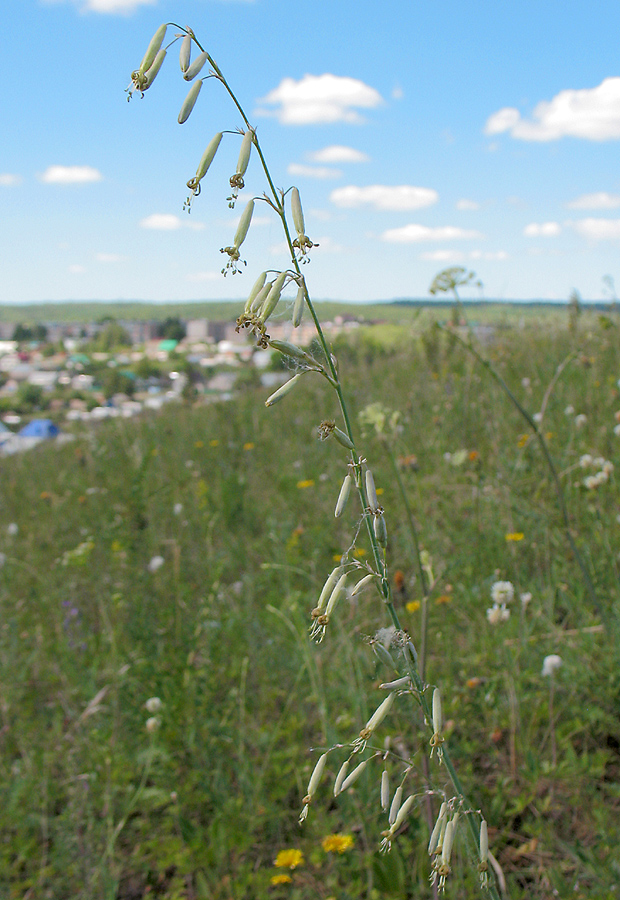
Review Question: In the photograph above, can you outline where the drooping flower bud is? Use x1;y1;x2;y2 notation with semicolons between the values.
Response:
325;572;348;616
365;467;379;511
250;280;273;314
292;284;305;327
237;129;254;179
334;474;352;517
234;199;254;249
351;573;377;597
291;187;305;235
258;270;287;323
333;427;354;450
363;692;395;736
374;512;388;548
144;48;166;88
388;784;403;825
300;751;328;823
392;794;415;831
264;373;302;408
244;271;267;314
196;132;222;180
268;339;315;365
340;758;368;792
334;759;349;797
178;80;203;124
315;566;343;614
179;33;192;73
139;24;167;75
428;802;447;855
183;50;208;81
380;770;390;810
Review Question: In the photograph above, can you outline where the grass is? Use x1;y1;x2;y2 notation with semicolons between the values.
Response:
1;311;619;899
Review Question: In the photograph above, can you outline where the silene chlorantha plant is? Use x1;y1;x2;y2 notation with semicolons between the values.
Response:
127;24;501;897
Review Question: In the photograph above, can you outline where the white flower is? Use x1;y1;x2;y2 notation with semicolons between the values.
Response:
593;456;606;468
602;460;614;475
486;604;510;625
147;555;165;572
579;454;593;468
542;654;562;677
173;503;183;515
584;475;599;489
564;405;575;416
7;523;18;536
533;412;543;423
491;580;514;605
521;377;531;388
520;591;532;607
575;414;587;428
145;696;162;713
145;716;161;733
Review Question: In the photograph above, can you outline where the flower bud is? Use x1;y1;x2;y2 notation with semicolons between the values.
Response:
334;474;352;517
234;199;254;249
379;676;410;690
333;427;354;450
292;285;305;327
364;692;395;734
388;784;403;825
236;129;254;178
265;373;302;408
259;270;287;323
178;80;203;124
428;802;447;855
183;50;208;81
340;758;368;792
291;187;305;235
268;339;314;364
316;566;343;613
196;132;223;180
325;572;348;616
392;794;415;831
144;48;166;88
334;759;349;797
179;33;192;72
441;818;456;867
479;819;488;863
351;573;376;596
244;271;267;314
374;512;388;548
250;280;273;314
432;688;443;736
307;752;328;798
380;770;389;810
365;467;379;511
139;24;167;74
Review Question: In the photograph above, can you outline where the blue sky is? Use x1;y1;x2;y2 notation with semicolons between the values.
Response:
4;0;620;304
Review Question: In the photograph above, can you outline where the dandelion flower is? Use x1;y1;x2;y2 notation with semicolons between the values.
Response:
274;849;304;869
542;654;562;677
406;600;421;613
322;833;354;854
296;479;315;489
270;874;292;885
505;532;524;542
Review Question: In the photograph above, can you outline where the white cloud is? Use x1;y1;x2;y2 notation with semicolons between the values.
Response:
569;217;620;241
420;250;465;262
185;271;220;283
456;198;480;211
287;163;342;179
485;77;620;141
140;214;182;230
96;252;125;263
523;221;561;237
330;184;438;211
0;173;22;186
139;213;204;231
382;224;483;243
45;0;156;12
39;165;103;184
68;264;86;274
255;74;383;124
470;250;508;260
308;145;369;163
566;191;620;210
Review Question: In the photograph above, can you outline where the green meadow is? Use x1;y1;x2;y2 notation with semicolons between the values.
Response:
1;307;619;899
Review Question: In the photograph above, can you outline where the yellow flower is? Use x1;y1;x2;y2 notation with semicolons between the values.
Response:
517;434;529;448
376;487;384;496
353;548;366;558
545;431;553;441
505;532;524;542
406;600;421;613
243;442;255;450
194;440;204;448
333;553;343;563
322;833;354;854
274;849;304;869
270;874;292;885
435;594;452;605
209;439;219;447
296;479;315;489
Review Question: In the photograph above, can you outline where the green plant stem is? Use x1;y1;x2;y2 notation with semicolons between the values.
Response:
442;324;601;619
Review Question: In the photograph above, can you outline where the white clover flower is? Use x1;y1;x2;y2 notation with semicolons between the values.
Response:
583;475;599;490
602;460;614;475
491;580;514;605
145;697;162;713
542;654;562;677
148;555;165;572
521;377;530;388
486;604;510;625
564;405;575;416
579;454;593;468
593;456;606;468
7;523;18;536
520;591;532;607
575;414;587;428
145;716;161;733
173;503;183;515
533;412;543;424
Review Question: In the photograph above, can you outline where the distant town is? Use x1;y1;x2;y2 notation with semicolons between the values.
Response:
0;311;368;453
